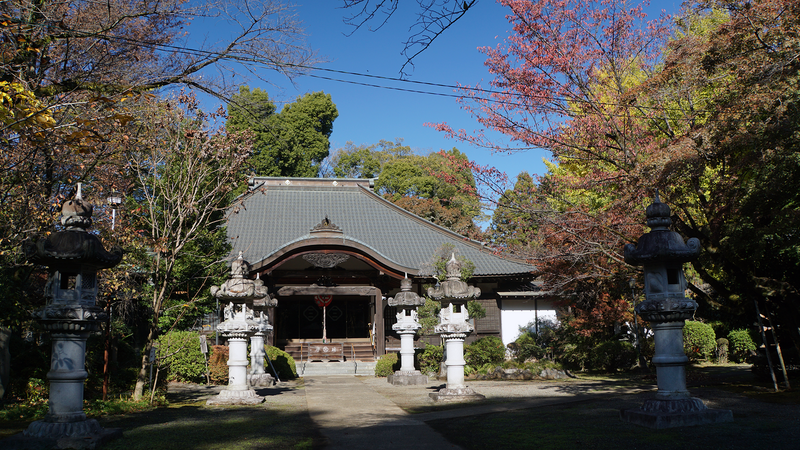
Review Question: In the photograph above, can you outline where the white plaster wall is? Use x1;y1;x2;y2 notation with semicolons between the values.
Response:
500;299;557;347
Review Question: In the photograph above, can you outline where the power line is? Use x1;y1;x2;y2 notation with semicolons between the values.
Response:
85;32;714;119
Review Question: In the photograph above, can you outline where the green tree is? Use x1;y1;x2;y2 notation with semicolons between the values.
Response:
326;139;412;178
127;96;252;400
227;87;338;177
376;148;483;237
489;172;542;253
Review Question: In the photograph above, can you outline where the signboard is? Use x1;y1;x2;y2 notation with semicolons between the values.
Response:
314;294;333;307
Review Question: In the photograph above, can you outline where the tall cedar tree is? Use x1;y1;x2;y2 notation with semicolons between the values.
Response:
226;86;338;178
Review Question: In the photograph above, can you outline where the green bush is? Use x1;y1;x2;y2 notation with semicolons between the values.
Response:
590;340;636;372
465;336;505;367
683;320;716;361
508;333;546;363
155;330;206;383
728;329;757;363
418;344;443;376
208;345;228;385
265;346;297;379
375;352;399;377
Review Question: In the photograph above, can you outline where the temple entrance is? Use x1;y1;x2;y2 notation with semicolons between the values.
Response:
275;296;371;341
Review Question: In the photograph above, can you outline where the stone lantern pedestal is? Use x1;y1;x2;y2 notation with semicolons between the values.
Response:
387;277;428;386
249;309;276;387
429;304;485;403
387;309;428;385
16;186;123;447
620;193;732;428
207;254;273;405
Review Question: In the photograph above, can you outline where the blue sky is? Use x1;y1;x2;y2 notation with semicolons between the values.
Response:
192;0;682;185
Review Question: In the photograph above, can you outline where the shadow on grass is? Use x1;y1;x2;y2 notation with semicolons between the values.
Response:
425;389;800;450
99;404;324;450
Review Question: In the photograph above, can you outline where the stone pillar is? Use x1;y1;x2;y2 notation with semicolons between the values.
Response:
651;321;690;399
429;304;484;403
387;308;427;385
250;333;265;375
443;332;467;390
620;192;732;428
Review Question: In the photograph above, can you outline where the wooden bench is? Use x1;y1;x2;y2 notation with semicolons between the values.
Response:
301;343;353;363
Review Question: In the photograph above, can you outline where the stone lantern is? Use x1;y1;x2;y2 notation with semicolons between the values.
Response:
620;192;732;428
427;255;484;403
22;186;123;443
387;277;427;386
249;277;277;387
207;253;275;405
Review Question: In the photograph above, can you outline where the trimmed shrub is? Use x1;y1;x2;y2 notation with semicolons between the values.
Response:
208;345;228;385
265;346;297;379
465;336;505;368
375;352;399;377
683;320;716;361
508;333;546;363
418;344;443;376
590;340;637;372
155;330;206;383
728;329;757;363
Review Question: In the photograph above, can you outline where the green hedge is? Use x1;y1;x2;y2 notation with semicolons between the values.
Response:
590;340;636;372
265;346;297;379
727;329;757;363
375;352;399;377
465;336;505;367
418;344;443;376
683;320;716;361
155;330;206;383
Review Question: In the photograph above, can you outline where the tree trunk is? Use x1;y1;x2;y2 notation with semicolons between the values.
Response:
133;324;157;400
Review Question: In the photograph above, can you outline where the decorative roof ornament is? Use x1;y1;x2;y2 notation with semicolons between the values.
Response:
388;277;425;307
211;252;273;306
303;252;350;268
310;216;342;233
427;254;481;299
60;183;93;230
624;190;701;265
24;184;122;270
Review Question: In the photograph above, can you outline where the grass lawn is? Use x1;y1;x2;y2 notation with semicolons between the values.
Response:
99;401;323;450
426;365;800;450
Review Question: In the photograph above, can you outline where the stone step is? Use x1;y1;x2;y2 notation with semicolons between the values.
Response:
298;361;376;376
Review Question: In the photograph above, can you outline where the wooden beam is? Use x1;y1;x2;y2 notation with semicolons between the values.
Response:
277;286;380;297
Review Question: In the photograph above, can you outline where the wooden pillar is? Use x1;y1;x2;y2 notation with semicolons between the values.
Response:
375;289;385;356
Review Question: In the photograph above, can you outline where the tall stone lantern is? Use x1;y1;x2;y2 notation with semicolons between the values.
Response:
387;277;428;385
427;255;484;403
620;192;732;428
22;187;123;442
207;253;275;405
249;279;277;387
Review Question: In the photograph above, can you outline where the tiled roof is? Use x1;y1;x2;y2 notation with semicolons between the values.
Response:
226;178;535;277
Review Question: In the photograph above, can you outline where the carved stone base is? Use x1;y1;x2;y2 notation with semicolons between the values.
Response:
206;388;264;405
387;370;428;386
429;386;485;403
621;398;733;429
248;373;276;387
6;419;123;449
